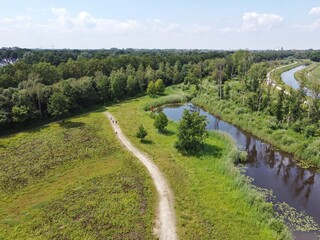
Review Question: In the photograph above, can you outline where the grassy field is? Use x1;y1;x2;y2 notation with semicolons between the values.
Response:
310;64;320;80
0;111;155;239
294;62;319;85
108;90;291;240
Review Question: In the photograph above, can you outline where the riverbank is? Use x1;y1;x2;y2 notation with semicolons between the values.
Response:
269;61;302;89
192;91;320;168
295;62;320;93
108;90;291;240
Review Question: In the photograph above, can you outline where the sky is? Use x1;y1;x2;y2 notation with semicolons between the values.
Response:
0;0;320;50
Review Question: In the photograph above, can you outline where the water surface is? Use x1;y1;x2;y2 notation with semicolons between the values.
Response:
281;65;306;90
163;103;320;240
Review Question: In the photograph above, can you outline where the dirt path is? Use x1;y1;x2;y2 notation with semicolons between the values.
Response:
267;62;298;95
105;112;178;240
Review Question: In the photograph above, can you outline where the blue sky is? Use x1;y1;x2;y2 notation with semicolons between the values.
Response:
0;0;319;49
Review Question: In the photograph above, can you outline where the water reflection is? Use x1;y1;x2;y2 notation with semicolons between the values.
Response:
162;104;320;239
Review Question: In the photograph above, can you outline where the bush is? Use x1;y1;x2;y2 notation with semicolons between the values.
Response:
136;124;148;141
175;109;208;154
238;151;248;162
154;112;168;133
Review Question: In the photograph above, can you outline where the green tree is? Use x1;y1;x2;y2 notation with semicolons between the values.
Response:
136;124;148;141
274;90;284;122
110;69;127;99
146;81;157;96
136;64;147;92
11;105;30;123
126;75;139;97
48;92;70;120
32;62;61;85
95;71;111;103
154;112;168;132
176;109;208;153
155;79;165;94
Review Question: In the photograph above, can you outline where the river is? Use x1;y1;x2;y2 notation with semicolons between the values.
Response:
162;103;320;240
281;65;306;90
281;65;314;97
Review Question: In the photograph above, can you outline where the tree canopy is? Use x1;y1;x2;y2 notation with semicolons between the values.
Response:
154;112;168;133
136;124;148;141
176;109;208;153
48;92;70;120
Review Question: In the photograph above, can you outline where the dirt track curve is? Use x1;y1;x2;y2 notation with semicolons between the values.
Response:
105;112;178;240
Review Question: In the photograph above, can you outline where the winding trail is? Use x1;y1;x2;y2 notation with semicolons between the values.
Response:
105;112;178;240
267;62;298;95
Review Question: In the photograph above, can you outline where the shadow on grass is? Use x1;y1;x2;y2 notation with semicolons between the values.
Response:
196;143;223;158
178;143;223;158
141;139;154;145
59;121;86;129
160;129;175;136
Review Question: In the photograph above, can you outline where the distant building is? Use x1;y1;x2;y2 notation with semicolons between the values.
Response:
275;47;284;51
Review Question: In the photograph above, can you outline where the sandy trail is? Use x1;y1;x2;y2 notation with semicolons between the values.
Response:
105;112;178;240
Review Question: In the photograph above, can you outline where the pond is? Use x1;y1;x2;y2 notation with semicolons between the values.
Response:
162;103;320;240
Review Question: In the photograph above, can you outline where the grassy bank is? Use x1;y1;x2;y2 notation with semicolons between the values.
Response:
295;62;320;91
311;64;320;79
109;93;291;240
193;92;320;168
0;111;155;239
270;61;303;89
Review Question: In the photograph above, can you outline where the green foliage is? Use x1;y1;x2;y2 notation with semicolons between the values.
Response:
176;109;208;153
136;124;148;141
238;151;248;162
143;93;191;111
47;92;70;120
110;69;127;99
109;96;292;240
154;112;168;132
310;51;320;62
146;81;157;96
193;90;320;168
32;62;61;85
155;78;165;94
11;105;30;123
0;112;155;239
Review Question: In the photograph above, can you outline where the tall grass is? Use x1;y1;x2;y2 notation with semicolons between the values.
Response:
0;112;155;239
143;93;191;111
295;62;320;91
109;95;292;240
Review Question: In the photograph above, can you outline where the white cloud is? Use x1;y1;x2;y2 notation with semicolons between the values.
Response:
0;8;214;48
292;7;320;31
0;15;32;23
222;12;283;33
242;12;283;30
293;19;320;31
50;8;142;33
51;7;69;16
309;7;320;15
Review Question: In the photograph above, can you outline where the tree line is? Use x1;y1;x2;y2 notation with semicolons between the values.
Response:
1;48;319;133
199;51;320;139
0;50;234;130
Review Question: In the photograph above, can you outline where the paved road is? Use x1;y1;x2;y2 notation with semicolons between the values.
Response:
105;112;178;240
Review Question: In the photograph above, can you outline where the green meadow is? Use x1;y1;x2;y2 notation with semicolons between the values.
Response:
109;92;291;240
0;111;155;239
